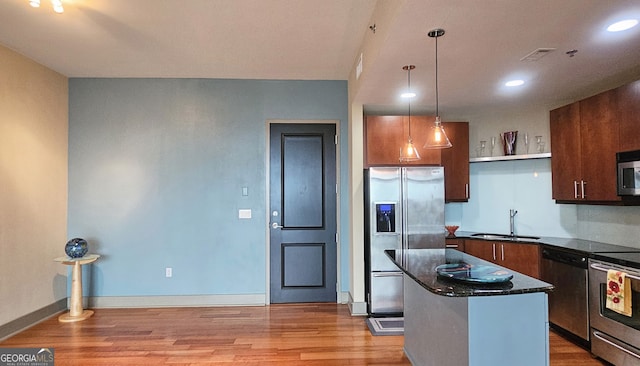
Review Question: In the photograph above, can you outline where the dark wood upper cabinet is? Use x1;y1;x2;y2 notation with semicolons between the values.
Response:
550;102;582;201
550;86;624;204
441;122;469;202
579;89;620;202
364;115;440;166
618;79;640;152
364;115;470;202
364;115;407;166
549;78;640;205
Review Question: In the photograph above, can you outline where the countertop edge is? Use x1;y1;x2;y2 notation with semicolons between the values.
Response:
449;231;640;257
385;249;554;298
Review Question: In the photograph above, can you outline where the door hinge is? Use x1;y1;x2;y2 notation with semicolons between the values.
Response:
336;184;338;194
335;232;339;243
334;134;338;145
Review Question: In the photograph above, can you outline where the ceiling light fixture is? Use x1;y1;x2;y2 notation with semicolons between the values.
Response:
51;0;63;13
607;19;638;32
401;91;416;99
399;65;421;162
28;0;63;13
424;29;452;149
505;79;525;87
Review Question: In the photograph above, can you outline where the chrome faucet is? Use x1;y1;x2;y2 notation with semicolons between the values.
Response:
509;209;518;236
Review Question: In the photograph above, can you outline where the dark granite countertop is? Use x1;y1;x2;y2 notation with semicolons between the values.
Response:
451;231;640;256
385;248;553;297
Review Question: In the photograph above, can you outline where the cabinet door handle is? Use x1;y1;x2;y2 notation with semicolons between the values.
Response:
465;184;469;199
573;180;579;199
581;180;586;199
446;244;459;248
501;244;505;261
492;243;496;261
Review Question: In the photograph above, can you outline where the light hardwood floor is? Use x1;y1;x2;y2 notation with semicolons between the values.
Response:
1;303;607;365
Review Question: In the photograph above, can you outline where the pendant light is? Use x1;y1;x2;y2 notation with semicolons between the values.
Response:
399;65;421;162
424;28;452;149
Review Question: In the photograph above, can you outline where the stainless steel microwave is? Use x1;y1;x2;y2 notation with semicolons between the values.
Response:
617;150;640;196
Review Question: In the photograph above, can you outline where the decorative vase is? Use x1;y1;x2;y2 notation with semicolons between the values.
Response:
445;225;459;237
65;238;88;258
501;131;518;155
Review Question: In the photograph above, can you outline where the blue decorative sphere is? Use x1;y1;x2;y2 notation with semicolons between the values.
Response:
65;238;88;258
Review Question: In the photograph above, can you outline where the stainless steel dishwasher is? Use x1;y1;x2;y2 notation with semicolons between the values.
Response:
540;247;590;344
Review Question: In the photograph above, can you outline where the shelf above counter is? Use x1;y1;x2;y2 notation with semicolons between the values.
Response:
469;152;551;163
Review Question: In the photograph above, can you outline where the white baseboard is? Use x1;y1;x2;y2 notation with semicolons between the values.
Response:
338;291;350;304
0;298;67;340
91;293;353;309
89;294;266;308
347;292;367;316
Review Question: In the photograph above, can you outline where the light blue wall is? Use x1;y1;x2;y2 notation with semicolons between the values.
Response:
446;157;640;248
446;158;578;238
68;78;350;297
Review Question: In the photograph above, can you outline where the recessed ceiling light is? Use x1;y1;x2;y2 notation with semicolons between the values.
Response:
401;92;416;98
607;19;639;32
505;80;525;87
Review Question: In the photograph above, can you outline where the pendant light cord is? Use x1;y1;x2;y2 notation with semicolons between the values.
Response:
407;66;412;138
435;35;439;118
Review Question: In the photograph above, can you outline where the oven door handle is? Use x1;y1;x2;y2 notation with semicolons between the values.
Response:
590;263;640;281
593;331;640;360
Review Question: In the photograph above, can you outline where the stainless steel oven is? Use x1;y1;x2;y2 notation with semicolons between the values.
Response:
589;258;640;365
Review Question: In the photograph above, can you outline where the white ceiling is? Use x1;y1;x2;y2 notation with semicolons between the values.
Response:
1;0;640;117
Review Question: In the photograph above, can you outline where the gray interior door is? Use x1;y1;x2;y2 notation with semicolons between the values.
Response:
269;123;337;303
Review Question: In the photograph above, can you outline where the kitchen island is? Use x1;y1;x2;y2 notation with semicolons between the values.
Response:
386;248;553;366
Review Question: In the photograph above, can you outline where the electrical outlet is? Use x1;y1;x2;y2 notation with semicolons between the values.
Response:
165;267;172;278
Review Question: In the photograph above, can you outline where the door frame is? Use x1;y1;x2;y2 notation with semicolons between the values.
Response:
265;119;341;305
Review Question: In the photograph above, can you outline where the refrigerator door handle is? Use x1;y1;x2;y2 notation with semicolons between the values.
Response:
401;169;408;249
371;272;404;277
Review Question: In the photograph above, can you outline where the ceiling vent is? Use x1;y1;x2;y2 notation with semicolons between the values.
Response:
520;48;557;61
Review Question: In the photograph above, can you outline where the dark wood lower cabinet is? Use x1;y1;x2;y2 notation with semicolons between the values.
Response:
445;238;465;251
465;239;540;278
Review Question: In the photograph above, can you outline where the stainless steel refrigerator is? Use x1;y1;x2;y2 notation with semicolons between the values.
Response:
364;167;445;316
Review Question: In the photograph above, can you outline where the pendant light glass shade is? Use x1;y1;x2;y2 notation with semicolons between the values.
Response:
399;65;421;162
424;116;452;148
424;29;452;149
400;136;421;162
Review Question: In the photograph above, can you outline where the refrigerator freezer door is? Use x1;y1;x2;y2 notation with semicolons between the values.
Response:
403;167;445;249
369;231;402;271
368;168;403;272
370;272;403;314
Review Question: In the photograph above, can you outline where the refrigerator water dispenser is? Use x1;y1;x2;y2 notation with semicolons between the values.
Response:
375;203;396;233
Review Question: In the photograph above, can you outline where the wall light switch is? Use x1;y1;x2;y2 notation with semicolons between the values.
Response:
242;186;248;196
238;209;252;219
165;267;172;278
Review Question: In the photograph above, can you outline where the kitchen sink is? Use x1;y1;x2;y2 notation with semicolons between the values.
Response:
470;233;541;241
